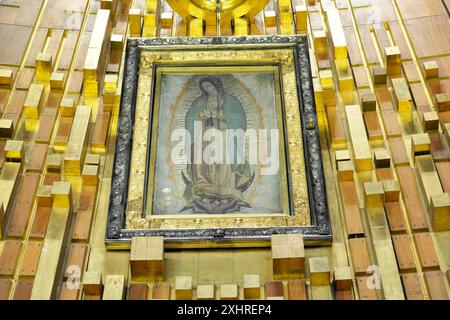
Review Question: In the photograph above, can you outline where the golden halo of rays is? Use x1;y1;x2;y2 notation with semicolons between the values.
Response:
165;0;270;22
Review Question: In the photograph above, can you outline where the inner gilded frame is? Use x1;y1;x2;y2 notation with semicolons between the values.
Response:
106;36;331;248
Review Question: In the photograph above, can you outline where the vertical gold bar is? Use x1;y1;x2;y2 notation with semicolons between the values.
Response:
385;46;401;75
143;14;157;37
189;18;203;37
0;162;21;238
36;52;52;82
175;276;193;299
0;69;13;88
129;9;142;36
146;0;158;13
51;181;73;209
326;7;347;60
309;257;330;286
0;119;14;138
345;105;372;171
102;275;125;300
423;61;439;79
31;207;71;299
83;9;111;98
415;155;442;205
64;105;92;177
50;72;65;90
392;78;412;112
294;4;307;33
430;193;450;232
4;140;24;162
366;207;404;299
24;83;45;119
234;17;249;36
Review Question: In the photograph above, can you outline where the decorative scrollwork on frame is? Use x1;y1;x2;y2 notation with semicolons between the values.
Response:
106;35;332;247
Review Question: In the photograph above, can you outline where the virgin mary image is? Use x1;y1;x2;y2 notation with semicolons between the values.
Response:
181;77;255;214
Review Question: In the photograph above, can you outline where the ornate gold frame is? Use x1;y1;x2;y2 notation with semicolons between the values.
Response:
106;36;332;249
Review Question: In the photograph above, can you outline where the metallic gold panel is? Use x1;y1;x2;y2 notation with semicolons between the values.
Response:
64;105;92;177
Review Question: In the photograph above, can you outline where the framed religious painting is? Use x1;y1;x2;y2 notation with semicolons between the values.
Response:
106;36;332;248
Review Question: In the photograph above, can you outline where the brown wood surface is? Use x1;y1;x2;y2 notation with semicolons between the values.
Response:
384;202;407;233
287;279;307;300
401;273;425;300
0;279;12;300
7;173;40;238
13;279;33;300
396;167;428;231
392;234;416;272
30;206;52;239
20;240;43;277
414;233;440;270
27;144;48;172
424;271;449;300
128;283;148;300
356;276;377;300
152;282;170;300
0;240;22;276
63;243;88;278
264;281;284;298
389;138;410;167
72;185;97;241
435;161;450;193
349;238;371;275
339;181;365;237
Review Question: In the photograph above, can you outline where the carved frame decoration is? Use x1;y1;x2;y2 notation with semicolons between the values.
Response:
106;35;332;249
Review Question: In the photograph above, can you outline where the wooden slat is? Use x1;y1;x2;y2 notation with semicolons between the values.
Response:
376;168;393;181
43;173;61;186
13;279;33;300
72;185;97;241
30;206;52;239
58;30;79;70
339;181;365;236
7;173;40;238
27;144;48;172
287;279;307;300
265;281;284;299
392;234;416;272
20;240;43;277
384;202;407;233
90;111;110;153
152;282;170;300
381;110;402;138
335;289;353;300
63;243;88;278
327;107;346;147
401;273;425;300
0;239;22;276
389;138;410;167
36;108;57;144
356;276;377;300
396;167;428;231
363;111;383;141
349;238;371;276
414;233;440;270
128;283;148;300
59;282;79;300
54;116;73;151
424;271;449;300
0;279;12;300
429;132;448;162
